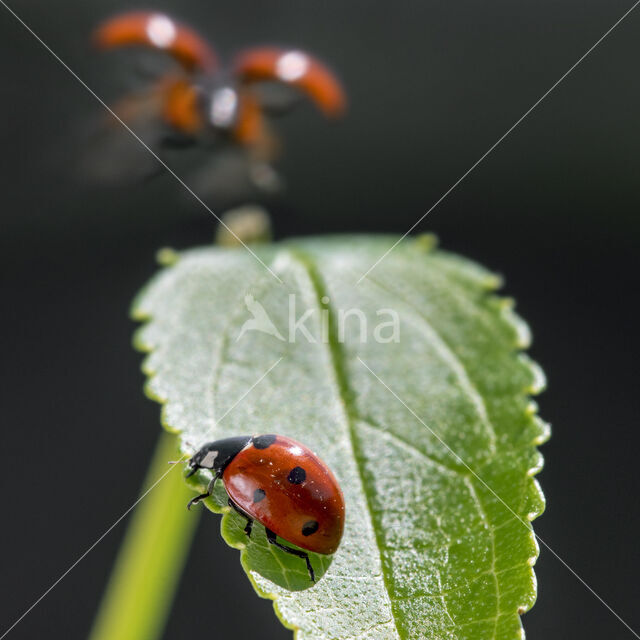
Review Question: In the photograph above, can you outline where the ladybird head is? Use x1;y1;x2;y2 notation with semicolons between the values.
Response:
185;446;217;477
189;75;241;135
187;435;253;476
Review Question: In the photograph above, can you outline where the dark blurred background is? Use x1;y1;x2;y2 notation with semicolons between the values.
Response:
1;1;639;638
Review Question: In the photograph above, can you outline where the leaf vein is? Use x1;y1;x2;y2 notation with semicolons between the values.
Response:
290;250;404;640
363;274;498;458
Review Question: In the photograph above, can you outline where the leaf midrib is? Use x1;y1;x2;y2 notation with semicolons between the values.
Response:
289;249;403;640
290;249;512;640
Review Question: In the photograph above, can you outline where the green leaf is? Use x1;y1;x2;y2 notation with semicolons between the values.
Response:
133;235;548;640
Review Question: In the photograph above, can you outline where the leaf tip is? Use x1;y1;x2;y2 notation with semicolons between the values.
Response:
156;247;180;266
414;232;439;253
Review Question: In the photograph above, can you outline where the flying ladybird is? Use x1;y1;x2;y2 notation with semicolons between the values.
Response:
91;11;346;201
186;434;345;582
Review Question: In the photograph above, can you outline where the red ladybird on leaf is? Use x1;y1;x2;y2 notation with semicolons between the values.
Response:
185;434;345;582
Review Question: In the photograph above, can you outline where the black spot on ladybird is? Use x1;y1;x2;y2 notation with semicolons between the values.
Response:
302;520;319;536
253;434;277;449
253;488;266;503
287;466;306;484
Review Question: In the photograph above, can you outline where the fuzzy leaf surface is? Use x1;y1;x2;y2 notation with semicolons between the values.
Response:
133;235;548;640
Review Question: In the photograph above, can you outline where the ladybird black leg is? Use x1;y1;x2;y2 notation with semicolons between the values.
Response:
228;498;253;537
265;528;315;583
187;472;220;511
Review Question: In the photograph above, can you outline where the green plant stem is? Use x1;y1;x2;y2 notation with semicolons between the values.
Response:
89;431;199;640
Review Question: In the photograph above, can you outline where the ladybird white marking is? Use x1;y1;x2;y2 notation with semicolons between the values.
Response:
276;51;309;82
200;450;218;467
210;87;238;127
146;14;176;49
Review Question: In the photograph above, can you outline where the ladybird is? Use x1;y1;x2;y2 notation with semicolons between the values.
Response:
186;434;345;582
90;11;346;205
93;11;345;149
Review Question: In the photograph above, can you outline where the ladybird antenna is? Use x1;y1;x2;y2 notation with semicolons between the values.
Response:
168;446;193;465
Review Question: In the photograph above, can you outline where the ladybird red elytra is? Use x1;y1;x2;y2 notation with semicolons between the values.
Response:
186;434;345;582
94;11;346;144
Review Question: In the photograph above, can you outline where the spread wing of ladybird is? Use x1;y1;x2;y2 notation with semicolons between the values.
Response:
132;235;549;640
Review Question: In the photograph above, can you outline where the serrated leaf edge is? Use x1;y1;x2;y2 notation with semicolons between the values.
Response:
130;238;550;640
